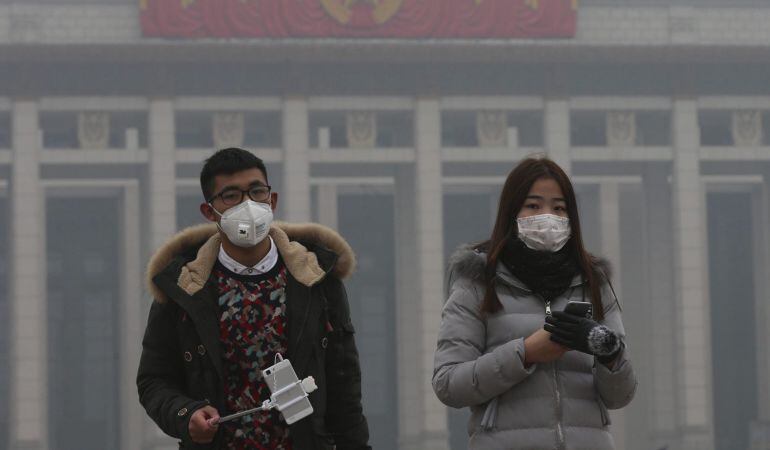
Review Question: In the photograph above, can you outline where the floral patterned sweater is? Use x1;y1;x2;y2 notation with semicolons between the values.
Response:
214;258;292;450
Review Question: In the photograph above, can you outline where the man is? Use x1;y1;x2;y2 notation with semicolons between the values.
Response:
137;147;370;449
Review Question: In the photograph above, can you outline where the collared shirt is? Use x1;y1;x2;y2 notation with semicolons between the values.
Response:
217;236;278;276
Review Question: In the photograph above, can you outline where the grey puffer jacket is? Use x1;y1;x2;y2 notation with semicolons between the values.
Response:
432;245;637;450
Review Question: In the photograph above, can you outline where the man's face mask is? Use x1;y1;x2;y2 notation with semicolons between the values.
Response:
516;214;571;252
211;200;273;248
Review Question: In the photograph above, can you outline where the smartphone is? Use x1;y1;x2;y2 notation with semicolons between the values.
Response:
563;301;592;318
262;358;314;425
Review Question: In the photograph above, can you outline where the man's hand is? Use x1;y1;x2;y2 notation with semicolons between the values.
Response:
188;406;220;444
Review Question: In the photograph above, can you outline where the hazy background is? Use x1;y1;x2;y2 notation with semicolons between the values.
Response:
1;0;770;449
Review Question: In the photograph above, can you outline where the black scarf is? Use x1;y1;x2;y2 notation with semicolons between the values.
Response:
500;236;581;302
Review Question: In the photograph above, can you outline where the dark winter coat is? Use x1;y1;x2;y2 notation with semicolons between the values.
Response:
137;222;371;450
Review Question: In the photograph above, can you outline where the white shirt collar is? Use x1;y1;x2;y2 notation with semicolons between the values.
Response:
218;236;278;276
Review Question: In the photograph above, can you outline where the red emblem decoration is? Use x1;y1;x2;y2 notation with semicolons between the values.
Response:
140;0;577;39
320;0;404;27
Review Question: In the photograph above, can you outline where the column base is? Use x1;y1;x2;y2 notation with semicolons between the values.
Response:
399;432;449;450
679;427;714;450
10;440;46;450
750;421;770;450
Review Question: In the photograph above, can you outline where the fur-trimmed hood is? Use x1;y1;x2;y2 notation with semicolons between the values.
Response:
446;243;487;286
146;221;356;303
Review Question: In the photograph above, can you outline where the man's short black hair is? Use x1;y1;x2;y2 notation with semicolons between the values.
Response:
200;148;268;201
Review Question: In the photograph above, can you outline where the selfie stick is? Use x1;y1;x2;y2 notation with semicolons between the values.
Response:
214;375;317;424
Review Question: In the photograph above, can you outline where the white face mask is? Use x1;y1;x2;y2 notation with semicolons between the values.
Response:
211;200;273;248
516;214;571;252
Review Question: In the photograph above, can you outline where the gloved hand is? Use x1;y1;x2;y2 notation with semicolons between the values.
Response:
544;311;621;364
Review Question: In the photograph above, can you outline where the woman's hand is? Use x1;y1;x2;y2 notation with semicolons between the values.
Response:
524;328;568;366
544;311;622;364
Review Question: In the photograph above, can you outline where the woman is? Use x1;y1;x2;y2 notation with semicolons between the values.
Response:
432;157;637;449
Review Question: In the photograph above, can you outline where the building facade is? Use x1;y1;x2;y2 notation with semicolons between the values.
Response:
1;1;770;449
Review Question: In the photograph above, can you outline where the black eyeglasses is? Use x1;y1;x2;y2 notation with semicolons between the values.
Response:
208;185;272;206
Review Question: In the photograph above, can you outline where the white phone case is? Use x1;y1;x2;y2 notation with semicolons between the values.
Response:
262;358;314;425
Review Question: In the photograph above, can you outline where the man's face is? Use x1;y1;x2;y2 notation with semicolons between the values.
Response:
200;168;278;223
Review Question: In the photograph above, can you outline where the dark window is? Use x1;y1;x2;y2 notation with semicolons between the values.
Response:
47;197;120;450
376;111;413;147
338;193;397;450
41;112;78;149
309;111;411;148
699;111;733;146
442;110;544;148
244;112;282;148
109;111;148;149
574;185;601;254
0;114;10;148
309;112;346;148
507;110;544;147
571;111;606;147
636;111;671;147
707;192;758;450
177;195;205;231
570;110;671;147
443;192;494;450
175;112;213;148
441;111;478;147
177;111;282;149
41;111;146;149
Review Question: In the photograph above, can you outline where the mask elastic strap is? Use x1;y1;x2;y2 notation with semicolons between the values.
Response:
208;202;224;217
208;203;228;235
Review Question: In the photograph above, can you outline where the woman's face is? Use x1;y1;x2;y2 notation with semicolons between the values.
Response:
517;177;568;219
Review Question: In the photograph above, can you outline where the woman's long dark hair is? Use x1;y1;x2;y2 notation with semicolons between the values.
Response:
476;157;608;320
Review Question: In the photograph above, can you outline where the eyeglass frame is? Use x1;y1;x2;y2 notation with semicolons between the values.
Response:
207;184;272;206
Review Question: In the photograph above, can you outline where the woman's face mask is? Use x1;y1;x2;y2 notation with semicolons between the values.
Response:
210;200;273;248
516;214;571;252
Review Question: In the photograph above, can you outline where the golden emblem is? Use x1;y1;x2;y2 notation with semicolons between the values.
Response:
320;0;403;25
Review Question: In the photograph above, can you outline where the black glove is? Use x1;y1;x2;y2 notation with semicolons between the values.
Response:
544;311;621;364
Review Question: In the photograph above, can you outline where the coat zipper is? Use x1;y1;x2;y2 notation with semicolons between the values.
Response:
542;296;564;449
554;361;565;449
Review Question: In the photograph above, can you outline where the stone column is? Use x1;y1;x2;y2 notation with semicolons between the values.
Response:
599;182;622;284
145;100;179;448
120;183;143;450
415;98;447;448
393;166;421;449
282;98;311;223
316;184;338;230
751;168;770;447
672;99;714;450
598;182;628;448
545;99;571;175
394;98;447;449
643;166;680;450
148;99;177;251
9;100;48;449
